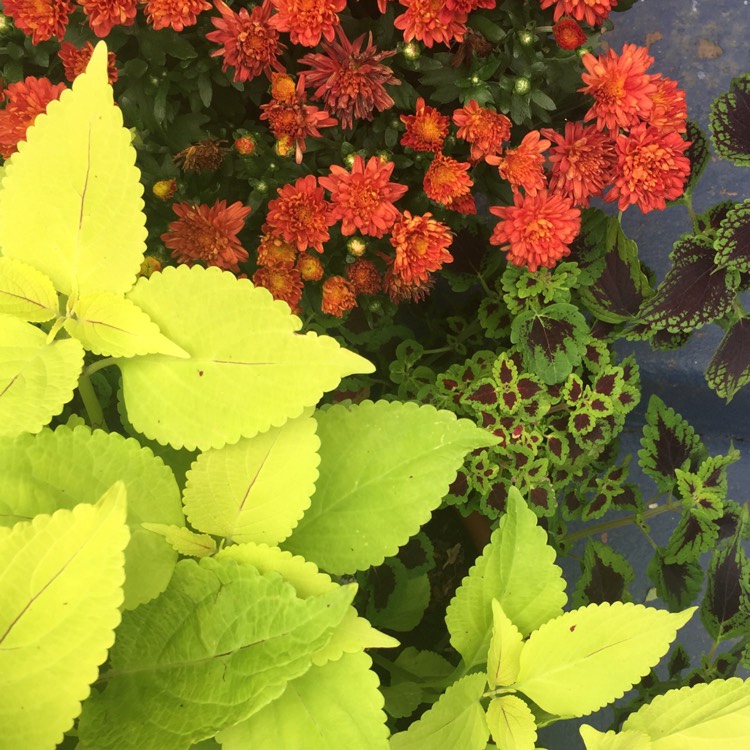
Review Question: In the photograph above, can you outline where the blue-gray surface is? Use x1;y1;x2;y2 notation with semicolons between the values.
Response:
540;2;750;747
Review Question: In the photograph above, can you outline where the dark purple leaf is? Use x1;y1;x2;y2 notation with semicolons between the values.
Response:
710;73;750;166
706;318;750;402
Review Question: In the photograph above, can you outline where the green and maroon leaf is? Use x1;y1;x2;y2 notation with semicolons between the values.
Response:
647;550;704;611
573;540;634;607
478;294;511;339
681;120;710;195
710;73;750;166
697;200;734;233
638;395;706;492
706;317;750;402
664;508;718;564
638;234;736;333
713;199;750;272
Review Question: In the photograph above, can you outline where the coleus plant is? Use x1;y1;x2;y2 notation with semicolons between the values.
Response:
2;42;750;750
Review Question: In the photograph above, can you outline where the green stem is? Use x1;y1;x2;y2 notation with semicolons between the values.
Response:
684;192;700;233
78;370;108;431
83;357;118;377
564;500;677;545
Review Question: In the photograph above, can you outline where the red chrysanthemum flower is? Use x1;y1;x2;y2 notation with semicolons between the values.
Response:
3;0;74;44
268;0;346;48
647;75;688;134
256;232;298;268
162;200;252;272
487;130;550;196
265;175;335;253
394;0;467;48
318;155;407;237
553;18;587;50
540;0;617;27
321;275;357;316
346;258;382;295
59;42;119;84
389;211;454;284
606;122;691;213
447;192;477;215
298;28;399;130
382;266;435;303
297;253;324;281
207;0;284;83
144;0;211;31
400;96;450;152
0;77;66;159
580;44;657;132
252;266;304;311
452;100;511;162
445;0;495;13
541;121;616;207
489;190;581;272
260;74;337;164
423;153;473;207
79;0;138;37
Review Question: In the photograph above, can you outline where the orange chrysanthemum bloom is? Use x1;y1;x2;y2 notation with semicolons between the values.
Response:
487;130;550;196
580;44;657;132
271;72;297;104
296;253;324;281
346;258;382;295
445;0;495;12
59;42;118;84
260;75;337;164
383;266;434;303
647;75;688;133
553;18;587;50
489;190;581;272
299;28;399;130
447;192;477;215
269;0;346;48
256;232;298;268
540;0;616;27
400;97;450;152
266;175;335;253
162;200;252;272
606;122;691;213
145;0;211;31
389;211;454;284
452;100;511;162
0;77;66;159
321;275;357;316
318;155;408;237
542;122;616;207
253;266;304;310
3;0;74;44
79;0;138;37
394;0;467;48
207;0;284;83
423;153;473;207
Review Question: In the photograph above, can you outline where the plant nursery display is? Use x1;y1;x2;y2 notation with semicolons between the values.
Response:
1;1;749;749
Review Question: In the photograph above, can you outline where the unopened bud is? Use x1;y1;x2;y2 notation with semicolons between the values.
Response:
347;237;367;257
518;31;535;46
233;135;256;156
514;77;531;95
152;178;177;201
402;42;421;61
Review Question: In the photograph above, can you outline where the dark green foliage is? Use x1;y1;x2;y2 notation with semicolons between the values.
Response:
710;73;750;166
573;541;634;608
713;199;750;273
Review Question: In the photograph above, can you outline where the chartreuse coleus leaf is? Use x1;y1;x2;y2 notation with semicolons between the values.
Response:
0;425;183;609
621;677;750;748
0;257;57;321
0;483;129;750
120;265;373;451
390;673;489;750
580;726;653;750
486;694;537;750
77;556;355;750
217;651;389;750
142;523;216;557
64;292;189;358
0;315;84;436
215;542;397;666
0;42;145;297
284;400;496;575
513;603;696;717
183;412;318;545
487;599;524;689
445;488;567;668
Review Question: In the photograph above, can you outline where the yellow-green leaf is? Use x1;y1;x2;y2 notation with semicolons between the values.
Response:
486;695;538;750
514;603;695;717
64;292;189;358
0;257;58;321
0;315;84;437
0;483;129;749
580;726;653;750
0;42;145;298
142;523;216;557
622;677;750;748
487;599;524;689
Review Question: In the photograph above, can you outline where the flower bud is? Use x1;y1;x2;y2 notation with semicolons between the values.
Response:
518;30;536;46
347;237;367;257
139;256;162;278
514;77;531;95
401;42;421;61
233;134;256;156
152;178;177;201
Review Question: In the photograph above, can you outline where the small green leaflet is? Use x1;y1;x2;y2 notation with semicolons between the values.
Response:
142;523;216;557
486;695;537;750
0;484;129;750
487;599;524;689
0;257;58;321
